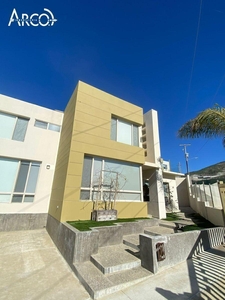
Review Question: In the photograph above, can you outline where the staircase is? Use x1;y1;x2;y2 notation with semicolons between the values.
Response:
74;243;153;299
74;222;177;299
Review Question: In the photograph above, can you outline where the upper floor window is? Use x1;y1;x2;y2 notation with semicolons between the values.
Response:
0;112;29;142
111;117;139;146
34;120;61;132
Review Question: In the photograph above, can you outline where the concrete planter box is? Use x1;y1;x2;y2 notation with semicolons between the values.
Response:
91;209;117;221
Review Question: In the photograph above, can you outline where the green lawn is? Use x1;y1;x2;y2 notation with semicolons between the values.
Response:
163;212;182;221
164;212;215;232
68;217;150;231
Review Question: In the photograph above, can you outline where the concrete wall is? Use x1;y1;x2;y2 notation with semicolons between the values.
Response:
189;182;225;226
219;183;225;215
140;227;225;273
176;177;190;207
49;81;148;222
147;169;166;219
143;110;161;164
0;94;63;218
190;196;225;226
0;213;47;231
46;214;159;265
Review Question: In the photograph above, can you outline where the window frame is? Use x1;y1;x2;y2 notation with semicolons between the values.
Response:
80;156;143;202
0;111;29;142
34;119;61;132
111;117;140;147
0;158;41;204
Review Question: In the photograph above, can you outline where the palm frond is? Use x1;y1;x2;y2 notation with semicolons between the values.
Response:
178;105;225;144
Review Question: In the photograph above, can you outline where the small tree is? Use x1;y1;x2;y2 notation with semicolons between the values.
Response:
92;169;127;211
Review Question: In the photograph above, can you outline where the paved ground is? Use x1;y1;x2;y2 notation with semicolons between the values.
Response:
0;229;91;300
0;229;224;300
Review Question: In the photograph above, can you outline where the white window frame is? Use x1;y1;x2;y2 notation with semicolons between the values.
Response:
81;157;143;202
0;159;41;203
34;119;61;132
111;117;140;147
0;111;29;141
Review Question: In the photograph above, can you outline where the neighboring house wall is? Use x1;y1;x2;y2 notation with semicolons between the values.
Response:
176;177;190;207
49;81;148;222
0;94;63;229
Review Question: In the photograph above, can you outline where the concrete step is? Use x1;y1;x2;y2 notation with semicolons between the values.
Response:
158;220;176;229
144;226;175;236
123;234;140;251
74;261;153;299
90;244;141;274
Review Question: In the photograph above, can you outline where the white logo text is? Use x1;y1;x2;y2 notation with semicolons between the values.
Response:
8;8;57;27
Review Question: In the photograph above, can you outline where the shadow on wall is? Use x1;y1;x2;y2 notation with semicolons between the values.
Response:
187;229;225;299
154;228;225;299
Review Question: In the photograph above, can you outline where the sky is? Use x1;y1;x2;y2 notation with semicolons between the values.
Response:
0;0;225;173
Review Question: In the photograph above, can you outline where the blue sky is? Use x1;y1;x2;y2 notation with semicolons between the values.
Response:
0;0;225;173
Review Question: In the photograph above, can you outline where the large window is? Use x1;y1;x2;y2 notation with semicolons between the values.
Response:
111;117;139;146
0;112;29;142
80;156;142;201
0;158;40;203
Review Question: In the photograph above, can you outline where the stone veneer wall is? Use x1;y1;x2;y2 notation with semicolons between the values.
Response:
0;213;48;231
140;227;225;274
46;214;159;266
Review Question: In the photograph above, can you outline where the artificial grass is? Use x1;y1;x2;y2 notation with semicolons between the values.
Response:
182;225;205;232
164;212;215;232
163;212;182;221
68;217;150;231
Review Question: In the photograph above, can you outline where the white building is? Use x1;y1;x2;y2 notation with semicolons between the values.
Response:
0;94;63;229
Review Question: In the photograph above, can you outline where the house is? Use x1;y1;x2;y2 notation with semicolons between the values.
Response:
0;81;184;230
0;94;63;230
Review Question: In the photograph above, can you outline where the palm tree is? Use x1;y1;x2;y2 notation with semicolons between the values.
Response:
178;105;225;146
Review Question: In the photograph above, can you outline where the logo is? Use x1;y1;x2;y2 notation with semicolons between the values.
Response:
8;8;57;27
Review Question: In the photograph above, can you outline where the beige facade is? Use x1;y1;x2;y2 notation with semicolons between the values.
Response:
49;81;148;222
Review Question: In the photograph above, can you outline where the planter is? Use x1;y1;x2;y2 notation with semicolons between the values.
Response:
91;209;117;221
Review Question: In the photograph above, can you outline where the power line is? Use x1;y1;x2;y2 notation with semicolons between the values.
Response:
185;0;203;115
211;72;225;106
195;140;209;154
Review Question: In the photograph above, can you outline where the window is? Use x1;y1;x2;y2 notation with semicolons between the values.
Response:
0;112;28;142
0;158;40;203
162;164;168;170
111;117;139;146
80;156;142;201
34;120;61;132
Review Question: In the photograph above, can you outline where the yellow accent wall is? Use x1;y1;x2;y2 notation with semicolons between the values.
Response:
49;81;147;222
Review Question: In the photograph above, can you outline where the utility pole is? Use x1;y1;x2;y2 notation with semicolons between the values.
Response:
179;144;191;174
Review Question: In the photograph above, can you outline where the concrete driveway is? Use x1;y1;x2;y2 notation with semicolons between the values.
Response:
0;229;90;300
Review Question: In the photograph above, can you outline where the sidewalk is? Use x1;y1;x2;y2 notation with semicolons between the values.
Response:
0;229;224;300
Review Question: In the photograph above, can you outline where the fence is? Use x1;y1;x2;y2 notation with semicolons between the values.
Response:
188;178;225;227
